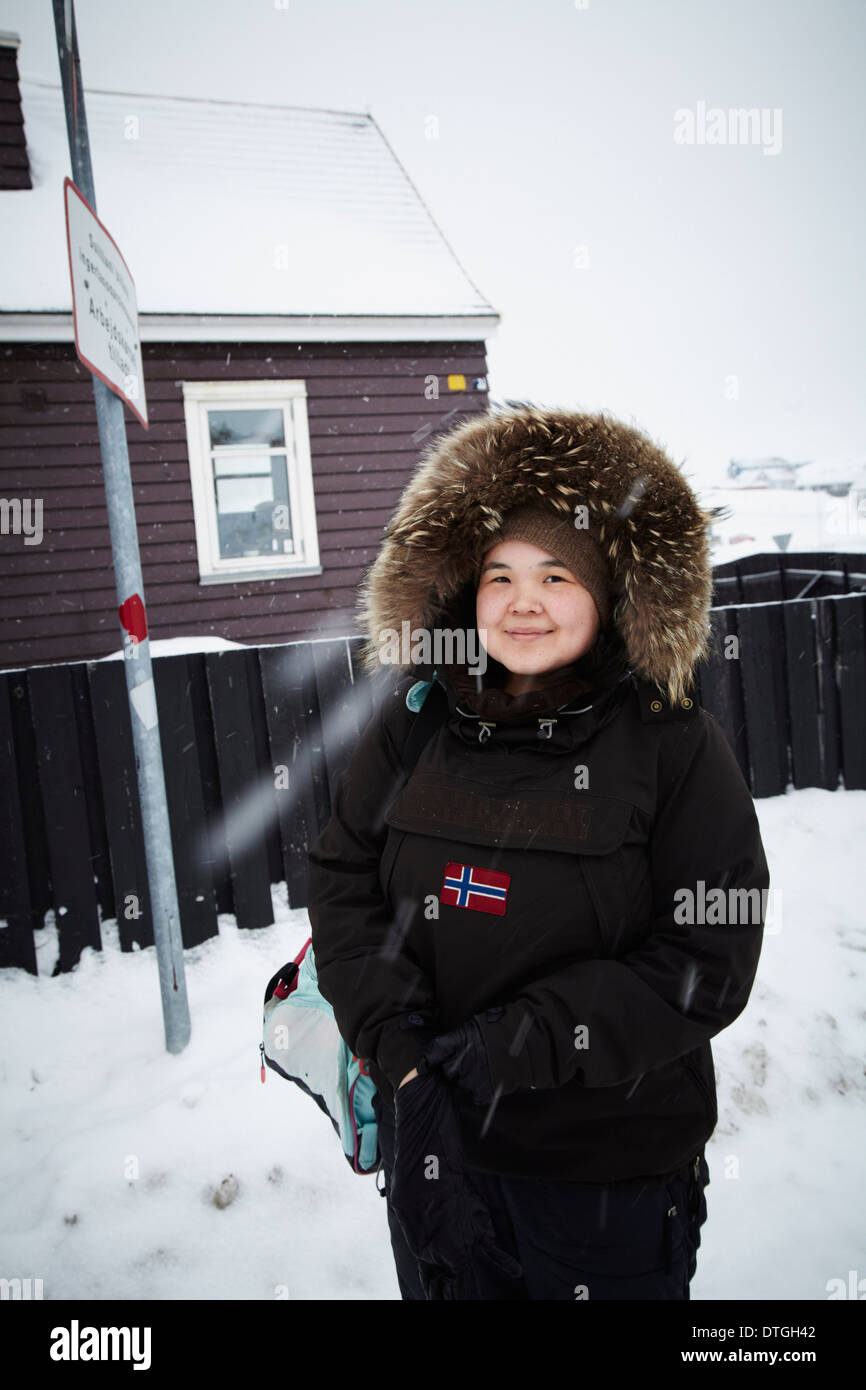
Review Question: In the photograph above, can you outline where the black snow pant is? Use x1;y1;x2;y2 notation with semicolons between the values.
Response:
372;1089;710;1301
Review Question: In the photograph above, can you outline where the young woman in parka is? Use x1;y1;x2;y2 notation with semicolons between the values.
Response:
307;404;770;1301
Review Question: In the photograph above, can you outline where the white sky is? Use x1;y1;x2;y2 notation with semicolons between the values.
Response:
3;0;864;488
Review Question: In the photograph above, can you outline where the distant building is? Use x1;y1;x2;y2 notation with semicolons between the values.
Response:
727;457;807;489
793;457;866;497
0;21;498;671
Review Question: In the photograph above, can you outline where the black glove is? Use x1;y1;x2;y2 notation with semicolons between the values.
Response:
417;1015;498;1106
389;1070;522;1299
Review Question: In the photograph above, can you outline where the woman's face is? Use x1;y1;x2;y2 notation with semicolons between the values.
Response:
475;537;600;691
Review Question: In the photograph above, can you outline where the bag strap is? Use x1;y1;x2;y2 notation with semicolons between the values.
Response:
400;675;449;772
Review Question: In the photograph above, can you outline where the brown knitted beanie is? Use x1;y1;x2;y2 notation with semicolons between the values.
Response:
477;504;613;626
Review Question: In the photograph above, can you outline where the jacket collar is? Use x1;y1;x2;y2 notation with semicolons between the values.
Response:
410;655;635;751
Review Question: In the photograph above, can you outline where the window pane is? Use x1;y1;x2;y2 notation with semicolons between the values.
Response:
208;408;285;447
215;476;273;513
213;453;273;478
213;452;294;560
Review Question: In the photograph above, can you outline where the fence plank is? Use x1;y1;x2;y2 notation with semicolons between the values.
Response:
205;650;275;931
698;609;749;782
0;675;36;972
259;641;320;910
27;665;101;970
5;669;53;933
245;650;284;892
186;653;233;916
347;637;376;731
347;639;399;733
738;558;784;605
737;605;790;797
152;654;218;948
814;599;842;790
87;661;153;952
783;601;824;791
710;569;744;606
788;552;853;599
71;662;114;922
310;638;366;812
835;595;866;790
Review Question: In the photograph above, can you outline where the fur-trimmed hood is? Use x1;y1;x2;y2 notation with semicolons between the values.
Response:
356;404;718;705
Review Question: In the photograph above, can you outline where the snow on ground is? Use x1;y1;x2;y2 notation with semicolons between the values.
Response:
0;787;864;1301
99;636;249;660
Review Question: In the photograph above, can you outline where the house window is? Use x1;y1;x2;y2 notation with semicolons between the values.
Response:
182;380;321;584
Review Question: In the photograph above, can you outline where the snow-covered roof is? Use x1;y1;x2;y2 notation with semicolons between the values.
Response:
794;457;866;490
0;76;497;330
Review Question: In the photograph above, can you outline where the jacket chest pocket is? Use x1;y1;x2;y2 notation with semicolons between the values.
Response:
384;770;637;955
385;770;634;854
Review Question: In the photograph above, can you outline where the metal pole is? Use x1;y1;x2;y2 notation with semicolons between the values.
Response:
53;0;190;1052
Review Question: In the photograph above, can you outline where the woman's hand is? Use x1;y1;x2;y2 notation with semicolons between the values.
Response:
398;1067;419;1089
418;1018;497;1105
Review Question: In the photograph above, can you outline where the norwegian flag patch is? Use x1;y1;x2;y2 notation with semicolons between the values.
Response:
441;862;510;916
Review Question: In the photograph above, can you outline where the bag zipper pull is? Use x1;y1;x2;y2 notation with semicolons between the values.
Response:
259;1041;266;1084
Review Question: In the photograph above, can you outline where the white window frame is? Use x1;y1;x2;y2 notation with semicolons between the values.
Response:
181;379;321;584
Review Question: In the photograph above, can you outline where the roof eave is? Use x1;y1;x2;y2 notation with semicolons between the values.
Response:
0;310;501;344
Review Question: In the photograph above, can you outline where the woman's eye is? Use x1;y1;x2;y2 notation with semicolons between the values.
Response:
490;574;567;583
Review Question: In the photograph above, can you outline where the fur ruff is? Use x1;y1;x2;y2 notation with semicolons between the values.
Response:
355;404;717;705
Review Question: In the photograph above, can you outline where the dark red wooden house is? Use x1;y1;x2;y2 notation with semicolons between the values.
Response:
0;24;498;671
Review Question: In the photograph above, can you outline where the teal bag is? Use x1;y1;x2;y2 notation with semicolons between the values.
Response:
260;673;448;1176
261;936;380;1174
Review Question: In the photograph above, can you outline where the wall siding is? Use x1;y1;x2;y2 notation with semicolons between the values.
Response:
0;339;490;669
0;45;32;191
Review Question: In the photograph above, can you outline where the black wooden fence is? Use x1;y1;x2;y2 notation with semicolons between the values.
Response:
700;550;866;799
1;551;864;976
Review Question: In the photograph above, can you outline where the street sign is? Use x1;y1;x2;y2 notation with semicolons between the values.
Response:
63;176;148;428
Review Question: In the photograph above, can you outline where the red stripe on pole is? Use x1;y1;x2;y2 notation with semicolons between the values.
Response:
119;593;148;642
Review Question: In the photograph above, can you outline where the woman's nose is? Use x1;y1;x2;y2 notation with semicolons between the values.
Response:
509;588;542;609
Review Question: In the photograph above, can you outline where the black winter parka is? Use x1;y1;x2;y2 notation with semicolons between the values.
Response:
307;661;770;1185
307;404;771;1186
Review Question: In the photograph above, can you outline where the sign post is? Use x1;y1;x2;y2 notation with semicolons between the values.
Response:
53;0;190;1053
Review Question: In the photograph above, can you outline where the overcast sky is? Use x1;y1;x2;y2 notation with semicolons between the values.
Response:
6;0;865;486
